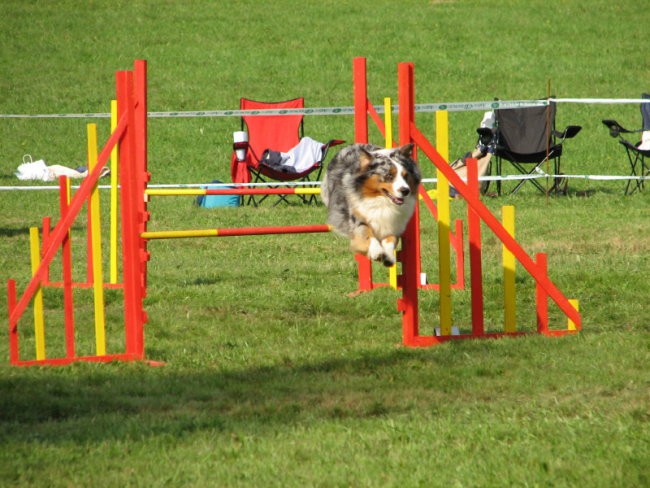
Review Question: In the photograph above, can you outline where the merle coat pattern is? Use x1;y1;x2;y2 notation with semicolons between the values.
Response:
322;143;421;266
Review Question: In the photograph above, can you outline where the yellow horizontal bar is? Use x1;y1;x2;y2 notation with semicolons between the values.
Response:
142;229;219;239
294;188;321;195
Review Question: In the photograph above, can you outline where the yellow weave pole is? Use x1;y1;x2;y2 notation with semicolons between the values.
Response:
87;123;106;355
436;110;452;335
29;227;46;360
567;299;579;331
109;100;118;284
384;97;393;149
502;205;516;333
384;97;398;290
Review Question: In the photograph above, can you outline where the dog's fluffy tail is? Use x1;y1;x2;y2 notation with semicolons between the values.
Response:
320;172;330;207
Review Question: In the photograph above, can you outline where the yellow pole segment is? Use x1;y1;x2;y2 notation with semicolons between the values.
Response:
435;110;452;335
384;97;398;290
435;110;450;162
29;227;46;360
384;97;393;149
142;229;220;239
502;205;516;332
109;100;118;284
87;123;106;356
292;188;321;195
567;299;579;331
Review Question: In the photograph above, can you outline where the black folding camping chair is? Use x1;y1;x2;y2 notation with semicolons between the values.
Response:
602;93;650;195
491;102;581;195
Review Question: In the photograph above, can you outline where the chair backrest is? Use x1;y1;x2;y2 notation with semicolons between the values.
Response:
495;103;556;155
641;93;650;131
240;98;304;163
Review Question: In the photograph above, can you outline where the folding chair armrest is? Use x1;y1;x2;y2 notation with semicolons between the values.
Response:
619;138;648;153
552;125;581;145
602;119;634;138
320;139;346;162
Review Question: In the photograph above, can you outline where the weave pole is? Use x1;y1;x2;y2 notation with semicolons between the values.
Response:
435;110;453;336
396;61;422;345
393;59;581;346
6;60;150;366
352;57;465;294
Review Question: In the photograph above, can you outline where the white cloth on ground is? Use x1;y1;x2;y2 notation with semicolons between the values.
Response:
15;158;109;181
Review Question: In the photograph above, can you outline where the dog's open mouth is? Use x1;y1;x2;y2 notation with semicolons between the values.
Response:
383;189;404;205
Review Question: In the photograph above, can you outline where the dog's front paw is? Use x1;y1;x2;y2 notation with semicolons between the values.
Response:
381;253;396;267
367;238;384;262
380;237;397;267
368;239;395;267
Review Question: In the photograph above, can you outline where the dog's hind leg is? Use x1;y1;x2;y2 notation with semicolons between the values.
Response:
350;224;371;255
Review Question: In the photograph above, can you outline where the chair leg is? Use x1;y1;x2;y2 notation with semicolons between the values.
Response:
509;161;547;195
639;155;650;190
625;150;645;195
549;157;568;196
496;157;502;196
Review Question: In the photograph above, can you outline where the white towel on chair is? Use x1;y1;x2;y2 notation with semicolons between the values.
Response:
281;137;324;173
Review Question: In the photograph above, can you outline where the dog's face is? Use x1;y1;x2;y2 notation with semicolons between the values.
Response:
356;144;420;205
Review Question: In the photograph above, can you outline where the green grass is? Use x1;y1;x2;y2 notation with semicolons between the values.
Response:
1;0;649;487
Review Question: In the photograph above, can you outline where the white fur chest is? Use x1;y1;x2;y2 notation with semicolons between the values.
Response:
353;195;416;240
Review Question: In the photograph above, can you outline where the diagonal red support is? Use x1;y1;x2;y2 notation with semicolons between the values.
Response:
410;125;580;330
8;115;128;331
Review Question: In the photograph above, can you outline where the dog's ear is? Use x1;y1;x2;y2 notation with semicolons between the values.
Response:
358;148;374;171
398;143;415;159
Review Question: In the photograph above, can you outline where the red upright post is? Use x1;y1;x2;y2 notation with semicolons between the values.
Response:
467;158;484;336
536;253;549;334
7;279;18;364
353;57;369;144
118;68;145;360
134;59;149;354
41;217;51;283
58;176;76;358
352;57;373;292
396;62;422;346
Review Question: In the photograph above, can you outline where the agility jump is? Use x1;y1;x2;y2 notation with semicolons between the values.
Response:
6;58;581;366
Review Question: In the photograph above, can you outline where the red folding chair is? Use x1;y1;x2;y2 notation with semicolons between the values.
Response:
230;97;344;205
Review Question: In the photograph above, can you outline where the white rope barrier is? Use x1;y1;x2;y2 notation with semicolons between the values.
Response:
2;97;648;119
1;172;646;192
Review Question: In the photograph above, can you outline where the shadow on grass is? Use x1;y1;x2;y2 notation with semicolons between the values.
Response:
0;224;86;238
0;348;475;443
0;226;32;238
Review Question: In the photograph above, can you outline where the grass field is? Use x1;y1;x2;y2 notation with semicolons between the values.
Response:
1;1;649;486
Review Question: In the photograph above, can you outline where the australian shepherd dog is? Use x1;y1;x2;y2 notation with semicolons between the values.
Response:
322;143;421;266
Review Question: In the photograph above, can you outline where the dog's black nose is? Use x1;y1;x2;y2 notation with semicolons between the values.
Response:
399;187;410;197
